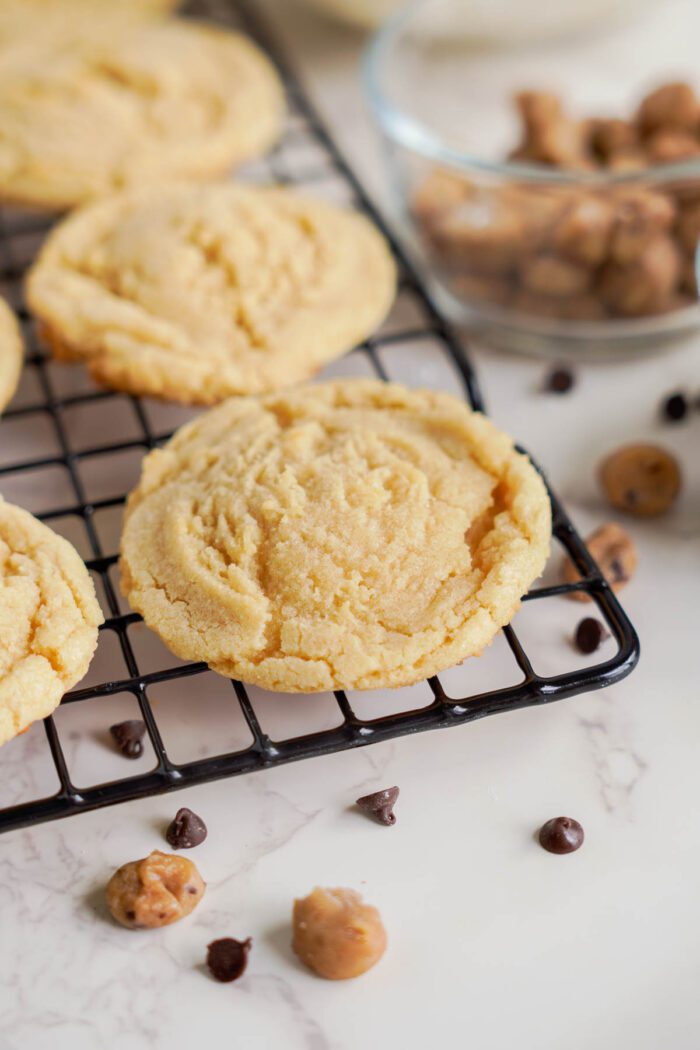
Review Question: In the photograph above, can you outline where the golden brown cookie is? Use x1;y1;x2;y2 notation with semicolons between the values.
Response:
0;0;181;76
27;184;397;404
119;380;551;692
599;443;681;516
0;497;103;746
0;297;22;414
562;522;637;601
0;19;284;210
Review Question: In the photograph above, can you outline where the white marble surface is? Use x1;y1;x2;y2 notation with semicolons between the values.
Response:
2;3;700;1048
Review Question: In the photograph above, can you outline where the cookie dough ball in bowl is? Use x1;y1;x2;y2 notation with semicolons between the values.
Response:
106;850;205;929
292;887;387;979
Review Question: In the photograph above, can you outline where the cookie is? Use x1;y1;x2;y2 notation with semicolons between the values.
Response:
119;380;551;692
0;497;103;746
27;184;397;403
0;0;181;78
0;297;23;414
0;19;284;210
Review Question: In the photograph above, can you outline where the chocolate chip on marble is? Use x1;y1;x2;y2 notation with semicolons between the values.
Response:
356;786;399;826
661;391;688;422
574;617;608;654
109;719;145;759
538;816;585;854
206;937;252;982
544;366;575;394
166;807;208;849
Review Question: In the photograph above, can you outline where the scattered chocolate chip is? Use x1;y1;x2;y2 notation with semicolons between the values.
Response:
355;786;399;826
662;391;688;422
544;366;575;394
207;937;252;982
109;719;145;759
574;617;608;654
125;910;135;921
166;807;208;849
538;816;585;854
608;558;627;584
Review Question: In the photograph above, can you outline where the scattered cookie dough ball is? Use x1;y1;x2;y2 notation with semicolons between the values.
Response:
106;850;205;929
562;522;637;601
292;887;387;980
599;443;681;517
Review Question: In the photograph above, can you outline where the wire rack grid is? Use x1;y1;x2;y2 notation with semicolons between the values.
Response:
0;0;639;834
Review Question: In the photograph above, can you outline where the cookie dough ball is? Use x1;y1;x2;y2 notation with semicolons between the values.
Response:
589;118;638;163
609;189;676;266
431;192;527;275
599;443;681;517
519;253;592;298
551;194;615;267
637;82;700;136
292;887;387;980
599;235;681;317
512;91;591;169
562;522;637;601
646;130;700;165
411;168;471;227
106;850;205;929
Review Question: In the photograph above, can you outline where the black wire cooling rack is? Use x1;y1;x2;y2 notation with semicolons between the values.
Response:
0;0;639;834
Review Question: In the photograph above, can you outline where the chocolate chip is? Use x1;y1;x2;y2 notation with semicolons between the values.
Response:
109;720;145;759
125;910;135;921
608;557;627;584
206;937;252;982
356;786;399;826
574;617;608;654
544;367;575;394
662;391;688;422
166;807;208;849
538;816;584;854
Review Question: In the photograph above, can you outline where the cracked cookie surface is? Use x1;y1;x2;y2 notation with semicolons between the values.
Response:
0;498;103;745
119;380;551;692
27;183;397;403
0;19;284;210
0;297;22;414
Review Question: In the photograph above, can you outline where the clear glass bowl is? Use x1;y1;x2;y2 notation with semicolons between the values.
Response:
363;0;700;358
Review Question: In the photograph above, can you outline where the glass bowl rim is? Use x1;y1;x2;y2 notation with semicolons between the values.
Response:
362;0;700;188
